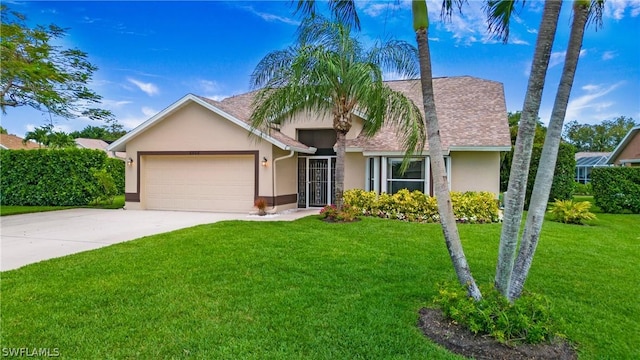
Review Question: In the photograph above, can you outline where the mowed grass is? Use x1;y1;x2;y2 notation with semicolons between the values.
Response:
0;195;125;216
1;214;638;359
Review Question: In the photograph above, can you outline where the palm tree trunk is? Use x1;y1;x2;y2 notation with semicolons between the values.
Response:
415;24;481;301
334;129;346;210
495;0;562;297
508;0;589;301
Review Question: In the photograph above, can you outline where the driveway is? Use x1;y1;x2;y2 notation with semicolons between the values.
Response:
1;208;317;271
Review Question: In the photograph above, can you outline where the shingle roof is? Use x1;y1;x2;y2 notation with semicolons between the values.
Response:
348;76;511;152
0;134;42;150
202;76;510;153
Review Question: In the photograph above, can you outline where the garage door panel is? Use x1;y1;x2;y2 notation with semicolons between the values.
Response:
143;155;255;212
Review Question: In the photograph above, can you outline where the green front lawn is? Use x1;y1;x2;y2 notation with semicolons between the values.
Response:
0;195;125;216
1;214;638;359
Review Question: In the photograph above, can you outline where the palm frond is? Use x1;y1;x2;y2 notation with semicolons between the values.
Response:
484;0;522;44
440;0;467;21
368;40;419;80
586;0;605;31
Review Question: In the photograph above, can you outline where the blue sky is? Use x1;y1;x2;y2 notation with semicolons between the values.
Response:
2;0;639;137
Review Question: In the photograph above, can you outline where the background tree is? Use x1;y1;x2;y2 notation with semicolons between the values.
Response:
563;116;637;152
0;126;7;134
24;124;75;149
70;121;126;142
1;5;113;122
250;16;424;211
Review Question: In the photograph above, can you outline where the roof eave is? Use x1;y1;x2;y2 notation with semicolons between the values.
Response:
606;126;640;164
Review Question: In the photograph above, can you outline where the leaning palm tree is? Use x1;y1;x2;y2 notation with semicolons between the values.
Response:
489;0;564;298
506;0;604;301
250;16;425;210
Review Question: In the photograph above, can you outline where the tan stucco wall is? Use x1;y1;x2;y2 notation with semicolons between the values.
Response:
612;131;640;166
280;112;364;140
450;151;501;196
125;101;275;209
344;152;366;190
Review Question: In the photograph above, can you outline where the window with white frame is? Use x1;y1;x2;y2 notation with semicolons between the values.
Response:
386;158;427;194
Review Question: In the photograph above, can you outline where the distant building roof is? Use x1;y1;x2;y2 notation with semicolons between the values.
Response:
0;134;42;150
75;137;126;159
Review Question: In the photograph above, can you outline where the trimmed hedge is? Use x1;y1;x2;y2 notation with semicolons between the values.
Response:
0;148;123;206
525;142;575;209
106;157;125;194
343;189;501;223
591;167;640;213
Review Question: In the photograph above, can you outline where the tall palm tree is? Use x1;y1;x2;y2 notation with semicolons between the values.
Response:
507;0;604;301
250;16;425;210
490;0;563;297
412;0;482;300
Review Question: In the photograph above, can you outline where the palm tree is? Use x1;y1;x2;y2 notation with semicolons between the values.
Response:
490;0;564;297
412;0;482;300
506;0;604;301
250;16;425;211
23;124;53;148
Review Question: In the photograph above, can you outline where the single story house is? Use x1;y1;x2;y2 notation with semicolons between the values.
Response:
606;125;640;167
107;76;511;213
0;134;42;150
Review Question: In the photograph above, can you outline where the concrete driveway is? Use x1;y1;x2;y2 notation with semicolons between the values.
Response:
1;208;317;271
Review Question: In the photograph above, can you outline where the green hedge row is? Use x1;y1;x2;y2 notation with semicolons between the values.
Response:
591;167;640;213
0;149;124;206
343;189;501;223
524;142;576;209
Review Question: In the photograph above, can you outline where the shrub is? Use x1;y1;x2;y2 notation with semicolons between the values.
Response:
342;189;500;223
591;167;640;214
547;199;596;224
90;168;118;204
319;204;360;222
0;148;109;206
433;283;561;345
573;181;592;195
105;157;125;194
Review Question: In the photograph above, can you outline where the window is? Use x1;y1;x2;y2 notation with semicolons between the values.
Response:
386;158;426;194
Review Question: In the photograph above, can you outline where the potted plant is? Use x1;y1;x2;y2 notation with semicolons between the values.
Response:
254;197;268;216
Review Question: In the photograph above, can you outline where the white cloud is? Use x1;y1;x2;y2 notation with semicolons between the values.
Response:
141;107;158;117
101;99;133;109
240;6;299;26
565;82;624;122
127;78;159;96
606;0;640;19
361;1;409;17
602;51;617;60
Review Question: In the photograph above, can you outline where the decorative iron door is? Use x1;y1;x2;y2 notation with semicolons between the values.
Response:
298;157;336;208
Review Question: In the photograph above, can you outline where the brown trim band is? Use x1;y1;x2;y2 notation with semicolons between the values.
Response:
127;151;260;204
261;193;297;207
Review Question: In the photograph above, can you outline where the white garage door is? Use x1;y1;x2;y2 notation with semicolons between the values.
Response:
143;155;255;212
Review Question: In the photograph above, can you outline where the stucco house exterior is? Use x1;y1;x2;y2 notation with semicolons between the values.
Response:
606;125;640;167
107;76;511;213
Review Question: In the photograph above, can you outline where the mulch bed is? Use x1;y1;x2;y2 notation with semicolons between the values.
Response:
417;308;578;360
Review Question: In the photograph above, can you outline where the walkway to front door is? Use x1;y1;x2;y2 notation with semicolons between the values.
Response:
298;156;336;208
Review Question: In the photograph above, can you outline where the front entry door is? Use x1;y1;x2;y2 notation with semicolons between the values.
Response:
298;157;336;208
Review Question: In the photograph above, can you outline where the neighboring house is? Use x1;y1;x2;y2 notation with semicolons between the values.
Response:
606;126;640;167
75;138;126;159
0;134;42;150
575;152;610;184
107;76;511;213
